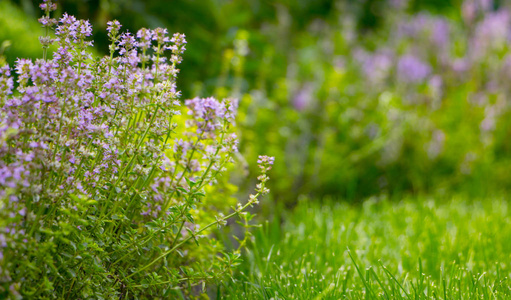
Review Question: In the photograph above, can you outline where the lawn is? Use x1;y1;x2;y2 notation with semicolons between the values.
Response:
221;197;511;299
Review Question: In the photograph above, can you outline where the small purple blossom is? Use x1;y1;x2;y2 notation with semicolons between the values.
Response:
107;20;121;35
354;49;393;84
257;155;275;167
431;18;450;49
0;65;14;96
293;84;314;111
463;0;493;23
137;28;153;50
118;32;138;55
185;97;227;135
397;54;431;83
471;10;510;59
39;0;57;13
153;28;170;45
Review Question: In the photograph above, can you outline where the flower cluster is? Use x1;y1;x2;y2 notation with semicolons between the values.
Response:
0;2;272;298
253;155;274;199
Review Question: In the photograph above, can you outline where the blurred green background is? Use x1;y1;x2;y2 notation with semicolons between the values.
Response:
3;0;511;205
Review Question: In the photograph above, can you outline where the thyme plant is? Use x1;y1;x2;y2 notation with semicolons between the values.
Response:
0;1;273;298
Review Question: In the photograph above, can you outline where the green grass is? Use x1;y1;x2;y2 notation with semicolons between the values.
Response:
220;196;511;299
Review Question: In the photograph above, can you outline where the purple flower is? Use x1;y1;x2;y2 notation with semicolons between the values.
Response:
257;155;275;166
18;208;26;217
169;33;187;55
355;49;393;84
225;98;239;121
137;28;153;50
292;84;314;111
15;59;33;83
39;0;57;13
118;33;138;55
107;20;121;35
153;28;170;45
397;54;431;83
471;10;510;59
431;18;450;49
77;20;93;37
185;97;226;134
0;65;14;96
463;0;493;23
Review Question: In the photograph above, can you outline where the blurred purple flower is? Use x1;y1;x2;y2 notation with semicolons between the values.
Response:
471;10;510;59
463;0;493;23
396;14;450;50
365;51;392;83
431;19;450;49
397;55;431;83
292;84;314;111
451;58;470;73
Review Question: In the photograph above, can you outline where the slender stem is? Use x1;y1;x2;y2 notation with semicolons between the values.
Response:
98;105;160;221
124;192;261;280
42;10;50;61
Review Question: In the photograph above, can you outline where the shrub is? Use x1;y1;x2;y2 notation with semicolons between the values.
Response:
0;1;273;298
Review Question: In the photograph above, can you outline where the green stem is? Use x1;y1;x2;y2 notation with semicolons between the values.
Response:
42;10;50;61
99;105;160;219
124;192;260;280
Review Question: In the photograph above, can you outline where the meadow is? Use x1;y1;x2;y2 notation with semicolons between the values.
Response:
1;0;511;299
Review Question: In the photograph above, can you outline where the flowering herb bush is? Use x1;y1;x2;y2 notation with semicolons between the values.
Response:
0;1;273;298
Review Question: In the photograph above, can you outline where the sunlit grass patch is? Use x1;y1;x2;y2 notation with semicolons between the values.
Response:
222;197;511;299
